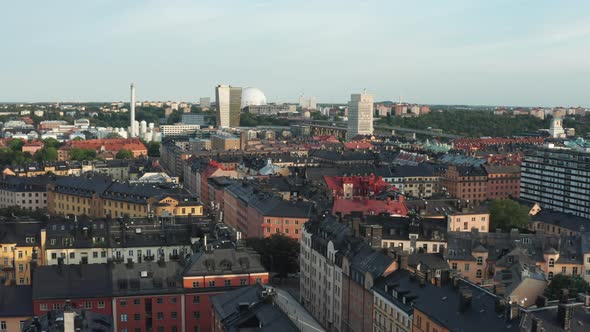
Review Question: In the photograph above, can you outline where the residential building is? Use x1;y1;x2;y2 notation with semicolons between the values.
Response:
57;138;147;161
331;196;408;217
22;141;44;155
181;113;214;126
0;175;50;211
0;220;45;286
216;85;242;128
211;285;309;332
43;218;195;266
441;165;488;204
32;264;113;317
243;104;297;115
110;261;185;332
374;270;520;332
182;247;269;332
47;174;203;219
211;133;240;151
521;145;590;219
160;124;202;137
0;285;33;332
347;92;374;139
301;217;398;332
389;164;440;198
199;97;211;108
484;165;521;200
324;175;391;200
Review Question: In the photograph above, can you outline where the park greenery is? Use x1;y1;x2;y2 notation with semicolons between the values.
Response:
115;149;133;159
240;112;292;127
489;199;531;231
377;110;548;136
544;274;590;300
245;234;300;277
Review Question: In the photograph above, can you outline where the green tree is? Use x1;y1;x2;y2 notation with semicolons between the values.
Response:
106;132;122;139
8;139;24;152
245;234;300;277
70;148;97;161
42;138;62;149
34;147;58;162
489;199;531;231
115;149;133;159
147;142;160;157
544;274;590;300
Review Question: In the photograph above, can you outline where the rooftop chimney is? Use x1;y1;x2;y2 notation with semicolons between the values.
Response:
459;287;473;312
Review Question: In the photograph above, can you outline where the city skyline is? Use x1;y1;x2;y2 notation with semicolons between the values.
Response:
2;0;590;106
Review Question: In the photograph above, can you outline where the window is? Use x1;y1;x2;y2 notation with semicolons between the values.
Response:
120;314;128;322
134;299;141;305
548;272;554;280
51;253;57;259
157;312;164;320
171;312;178;319
240;278;247;285
573;267;578;275
464;264;469;272
120;300;127;306
156;297;163;304
69;252;75;259
193;311;201;319
208;281;215;287
193;295;200;304
224;280;231;286
121;329;128;332
562;267;567;273
463;222;468;230
476;270;482;278
98;301;105;308
477;257;483;265
85;301;92;309
93;252;98;258
0;321;6;331
192;281;199;288
134;313;141;321
40;303;48;311
549;258;555;267
256;278;262;283
101;251;107;258
451;263;457;270
18;264;24;272
170;297;177;304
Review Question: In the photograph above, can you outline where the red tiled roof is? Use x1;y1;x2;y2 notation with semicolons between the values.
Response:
332;197;408;216
60;138;147;153
343;140;374;150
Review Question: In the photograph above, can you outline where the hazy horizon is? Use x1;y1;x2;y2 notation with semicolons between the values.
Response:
2;0;590;107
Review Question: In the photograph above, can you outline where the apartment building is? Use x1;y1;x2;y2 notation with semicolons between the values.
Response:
521;145;590;219
0;175;50;211
389;164;440;198
0;220;44;286
441;165;488;204
43;219;195;266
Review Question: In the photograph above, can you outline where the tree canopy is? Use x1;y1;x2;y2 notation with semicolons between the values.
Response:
115;149;133;159
377;110;550;137
147;142;160;157
245;234;300;277
69;148;97;161
489;199;531;231
544;274;590;300
34;147;58;162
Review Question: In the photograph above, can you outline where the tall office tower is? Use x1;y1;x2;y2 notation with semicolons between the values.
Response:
200;97;211;108
347;91;374;139
521;145;590;219
215;85;242;128
130;83;136;137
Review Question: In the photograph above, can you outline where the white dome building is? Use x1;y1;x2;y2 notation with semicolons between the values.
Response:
241;87;267;109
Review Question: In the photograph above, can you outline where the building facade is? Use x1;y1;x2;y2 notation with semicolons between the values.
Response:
521;146;590;219
347;92;374;139
215;85;242;128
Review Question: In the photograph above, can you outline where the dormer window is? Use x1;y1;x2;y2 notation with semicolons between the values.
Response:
549;258;555;267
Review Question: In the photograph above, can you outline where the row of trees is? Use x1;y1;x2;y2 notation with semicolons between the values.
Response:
378;110;549;137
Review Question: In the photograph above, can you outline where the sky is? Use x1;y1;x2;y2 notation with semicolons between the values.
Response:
1;0;590;106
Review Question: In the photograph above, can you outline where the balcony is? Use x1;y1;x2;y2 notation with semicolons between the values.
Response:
169;253;181;261
144;255;155;262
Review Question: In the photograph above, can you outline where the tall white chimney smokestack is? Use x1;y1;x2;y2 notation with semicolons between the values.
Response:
130;83;136;137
